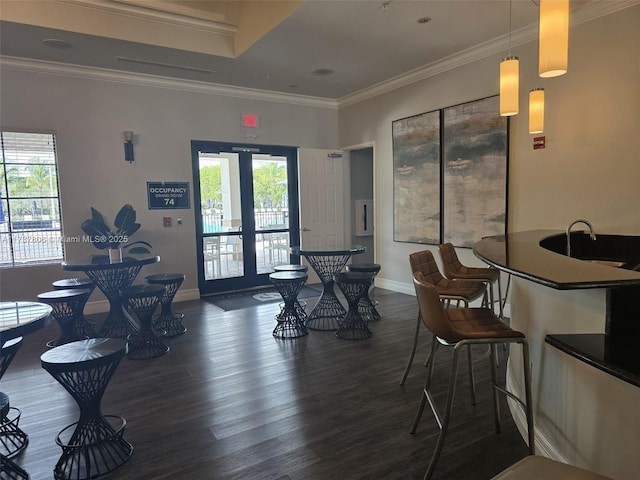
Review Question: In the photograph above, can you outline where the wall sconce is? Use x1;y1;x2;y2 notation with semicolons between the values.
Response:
124;131;134;162
538;0;569;78
529;88;545;134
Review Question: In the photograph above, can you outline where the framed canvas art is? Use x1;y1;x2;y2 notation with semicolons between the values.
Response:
392;110;441;244
442;95;508;247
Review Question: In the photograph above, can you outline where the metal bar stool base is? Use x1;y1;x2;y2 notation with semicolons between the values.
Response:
0;406;28;458
0;454;30;480
145;274;186;337
53;415;132;480
334;272;374;341
270;272;309;339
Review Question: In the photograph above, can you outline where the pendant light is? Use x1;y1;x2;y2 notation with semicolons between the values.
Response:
500;0;519;116
529;88;545;134
538;0;569;78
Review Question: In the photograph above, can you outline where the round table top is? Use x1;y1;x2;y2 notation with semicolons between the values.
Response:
62;254;160;271
0;301;52;342
41;338;127;366
291;245;365;256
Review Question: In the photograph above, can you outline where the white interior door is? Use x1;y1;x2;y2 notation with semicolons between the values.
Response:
298;148;349;284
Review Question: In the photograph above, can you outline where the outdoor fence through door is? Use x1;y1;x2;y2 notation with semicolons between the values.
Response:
192;141;300;295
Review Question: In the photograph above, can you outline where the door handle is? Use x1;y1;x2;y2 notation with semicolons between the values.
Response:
301;227;311;232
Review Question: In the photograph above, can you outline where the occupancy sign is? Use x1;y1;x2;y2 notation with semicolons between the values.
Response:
147;182;190;209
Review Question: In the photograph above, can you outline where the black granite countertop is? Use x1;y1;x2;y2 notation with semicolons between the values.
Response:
545;334;640;387
475;230;640;388
473;230;640;290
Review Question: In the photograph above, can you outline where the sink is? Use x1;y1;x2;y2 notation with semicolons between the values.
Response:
539;233;640;271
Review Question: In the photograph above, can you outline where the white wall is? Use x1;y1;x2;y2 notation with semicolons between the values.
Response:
338;5;640;292
0;68;339;303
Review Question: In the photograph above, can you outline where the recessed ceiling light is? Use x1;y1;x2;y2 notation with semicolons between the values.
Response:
417;17;432;24
311;68;335;76
43;39;72;49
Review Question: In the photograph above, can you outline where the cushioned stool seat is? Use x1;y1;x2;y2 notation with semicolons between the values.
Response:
346;263;381;321
145;273;186;337
491;456;613;480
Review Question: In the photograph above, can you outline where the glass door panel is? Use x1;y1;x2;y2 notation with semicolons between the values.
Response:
199;152;243;281
192;141;300;294
252;154;291;274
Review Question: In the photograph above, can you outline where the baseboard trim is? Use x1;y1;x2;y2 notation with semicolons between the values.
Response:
84;287;201;315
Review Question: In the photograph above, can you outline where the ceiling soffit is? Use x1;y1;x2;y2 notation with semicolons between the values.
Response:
0;0;302;58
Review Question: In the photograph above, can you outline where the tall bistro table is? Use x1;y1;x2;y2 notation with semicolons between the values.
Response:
0;301;52;479
62;254;160;338
291;244;365;331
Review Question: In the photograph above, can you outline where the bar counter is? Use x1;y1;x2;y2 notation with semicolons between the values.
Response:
472;230;640;479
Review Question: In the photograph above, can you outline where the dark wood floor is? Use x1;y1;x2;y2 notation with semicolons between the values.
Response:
4;288;528;479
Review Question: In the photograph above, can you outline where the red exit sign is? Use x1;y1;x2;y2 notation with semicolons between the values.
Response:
242;114;259;127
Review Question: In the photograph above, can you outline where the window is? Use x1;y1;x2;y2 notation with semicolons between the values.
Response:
0;131;63;266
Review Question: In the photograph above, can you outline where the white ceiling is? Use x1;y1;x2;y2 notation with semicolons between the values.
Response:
0;0;630;101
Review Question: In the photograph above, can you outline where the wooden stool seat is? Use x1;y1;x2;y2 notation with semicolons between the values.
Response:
274;264;308;273
52;277;95;293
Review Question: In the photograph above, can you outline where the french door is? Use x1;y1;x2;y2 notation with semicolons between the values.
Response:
192;141;300;295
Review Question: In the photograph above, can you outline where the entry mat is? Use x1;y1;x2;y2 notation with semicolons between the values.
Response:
202;286;321;311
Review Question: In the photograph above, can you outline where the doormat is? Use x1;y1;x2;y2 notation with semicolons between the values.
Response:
203;286;321;312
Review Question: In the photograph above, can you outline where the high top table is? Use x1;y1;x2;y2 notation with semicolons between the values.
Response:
291;244;365;331
0;301;52;479
62;254;160;338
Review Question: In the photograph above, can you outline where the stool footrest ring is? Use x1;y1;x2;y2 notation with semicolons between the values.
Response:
54;415;133;480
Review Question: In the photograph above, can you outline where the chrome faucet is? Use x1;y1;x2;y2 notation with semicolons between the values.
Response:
566;219;597;256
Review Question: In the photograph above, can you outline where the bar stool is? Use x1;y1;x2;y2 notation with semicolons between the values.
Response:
400;249;488;386
410;279;534;480
52;277;97;338
145;273;186;337
273;264;309;320
40;338;133;480
38;289;93;348
123;284;169;360
491;456;613;480
269;271;309;339
438;243;503;319
0;337;28;461
346;263;381;321
334;271;375;340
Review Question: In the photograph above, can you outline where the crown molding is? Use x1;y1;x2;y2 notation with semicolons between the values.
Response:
61;0;237;35
337;0;640;109
0;56;338;110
